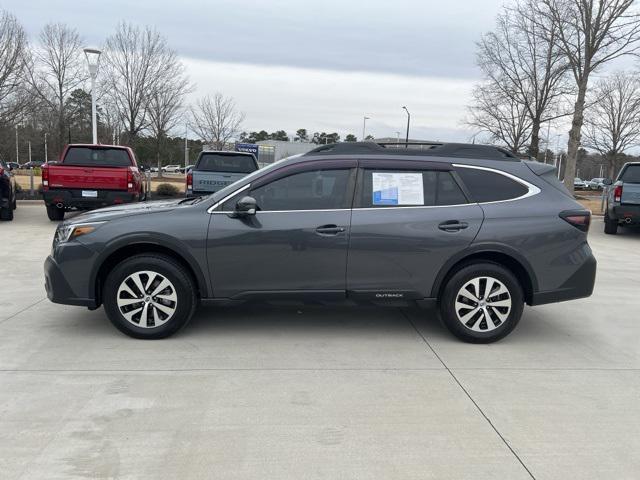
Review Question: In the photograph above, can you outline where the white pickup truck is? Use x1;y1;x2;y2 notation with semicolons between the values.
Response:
186;151;259;197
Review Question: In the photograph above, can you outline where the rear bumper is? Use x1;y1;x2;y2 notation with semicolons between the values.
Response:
530;253;597;306
43;189;139;210
609;204;640;224
44;255;97;308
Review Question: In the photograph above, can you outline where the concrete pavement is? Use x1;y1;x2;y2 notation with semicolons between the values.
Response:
1;203;639;479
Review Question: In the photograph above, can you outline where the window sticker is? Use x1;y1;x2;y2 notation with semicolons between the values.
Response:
372;172;424;205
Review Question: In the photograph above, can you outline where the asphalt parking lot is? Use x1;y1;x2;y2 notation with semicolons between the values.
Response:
1;203;639;479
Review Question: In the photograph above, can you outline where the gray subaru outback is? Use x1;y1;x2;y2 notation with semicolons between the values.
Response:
44;142;596;343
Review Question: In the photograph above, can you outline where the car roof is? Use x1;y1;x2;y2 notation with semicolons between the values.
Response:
302;141;520;162
200;150;256;156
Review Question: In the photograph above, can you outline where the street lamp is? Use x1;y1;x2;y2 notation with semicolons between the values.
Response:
83;47;102;144
362;116;370;141
402;106;410;148
15;125;19;164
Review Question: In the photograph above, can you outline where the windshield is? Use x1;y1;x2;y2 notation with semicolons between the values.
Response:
196;153;257;173
63;147;132;167
620;165;640;183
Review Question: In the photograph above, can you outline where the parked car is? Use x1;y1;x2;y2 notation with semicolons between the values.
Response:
604;162;640;234
574;177;588;190
162;164;181;173
41;144;146;221
186;151;258;196
0;159;17;221
44;141;596;343
587;178;606;190
21;160;44;170
6;162;20;170
179;164;194;174
150;166;159;173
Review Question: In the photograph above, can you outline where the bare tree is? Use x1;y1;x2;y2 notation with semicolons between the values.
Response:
477;0;572;158
0;10;30;129
101;23;175;142
583;72;640;178
540;0;640;190
26;23;86;156
467;82;532;154
190;93;245;150
147;53;191;171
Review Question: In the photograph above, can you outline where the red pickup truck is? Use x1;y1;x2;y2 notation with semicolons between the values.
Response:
42;144;146;221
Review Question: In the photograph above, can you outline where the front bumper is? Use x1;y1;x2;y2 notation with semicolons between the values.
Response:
44;252;98;309
43;189;139;210
530;252;597;306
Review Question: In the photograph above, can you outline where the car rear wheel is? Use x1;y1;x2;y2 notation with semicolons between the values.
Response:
439;262;524;343
103;254;197;339
0;203;14;221
46;204;65;221
604;213;618;235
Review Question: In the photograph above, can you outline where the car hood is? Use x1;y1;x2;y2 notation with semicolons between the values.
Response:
68;199;187;224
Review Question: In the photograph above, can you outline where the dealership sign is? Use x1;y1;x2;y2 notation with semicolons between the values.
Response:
235;143;259;158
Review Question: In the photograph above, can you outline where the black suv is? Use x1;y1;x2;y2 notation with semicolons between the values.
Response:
44;142;596;343
0;159;17;221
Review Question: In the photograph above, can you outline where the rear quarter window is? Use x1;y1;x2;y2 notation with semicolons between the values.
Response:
63;147;132;167
456;167;528;202
196;153;257;173
620;165;640;183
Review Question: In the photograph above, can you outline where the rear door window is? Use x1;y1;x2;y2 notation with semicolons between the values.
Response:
63;147;132;167
196;153;257;173
359;170;467;207
456;167;528;202
620;165;640;183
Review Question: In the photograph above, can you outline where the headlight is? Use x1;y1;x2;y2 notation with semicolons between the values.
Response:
54;222;105;246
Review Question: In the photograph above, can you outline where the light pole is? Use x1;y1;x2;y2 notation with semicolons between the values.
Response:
44;133;48;163
402;106;410;148
15;125;19;164
362;116;370;141
184;125;189;169
83;48;102;144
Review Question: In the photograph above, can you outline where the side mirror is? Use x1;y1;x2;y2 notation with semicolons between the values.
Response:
233;196;257;217
603;178;613;186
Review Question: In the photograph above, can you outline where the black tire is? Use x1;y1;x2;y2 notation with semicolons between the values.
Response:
12;196;17;210
439;262;524;343
103;254;197;339
604;213;618;235
0;204;13;221
46;204;65;221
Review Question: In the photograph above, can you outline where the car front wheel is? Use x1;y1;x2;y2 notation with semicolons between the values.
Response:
439;263;524;343
103;254;197;339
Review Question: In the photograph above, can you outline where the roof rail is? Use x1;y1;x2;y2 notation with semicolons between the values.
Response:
303;141;519;160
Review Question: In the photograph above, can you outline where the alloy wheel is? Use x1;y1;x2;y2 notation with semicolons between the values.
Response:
116;270;178;328
454;276;512;332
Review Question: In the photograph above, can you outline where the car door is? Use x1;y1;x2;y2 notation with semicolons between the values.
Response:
207;159;357;299
347;159;484;300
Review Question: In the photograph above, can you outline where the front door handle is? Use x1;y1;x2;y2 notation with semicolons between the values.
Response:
315;224;346;235
438;220;469;232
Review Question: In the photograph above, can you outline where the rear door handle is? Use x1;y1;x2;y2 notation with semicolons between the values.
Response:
438;220;469;232
315;224;346;235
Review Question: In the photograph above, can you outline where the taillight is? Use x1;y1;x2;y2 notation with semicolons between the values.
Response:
127;167;134;192
614;185;623;203
560;210;591;232
186;171;193;191
0;166;4;176
42;164;49;191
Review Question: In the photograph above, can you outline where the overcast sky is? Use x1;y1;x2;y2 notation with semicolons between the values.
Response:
5;0;525;141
